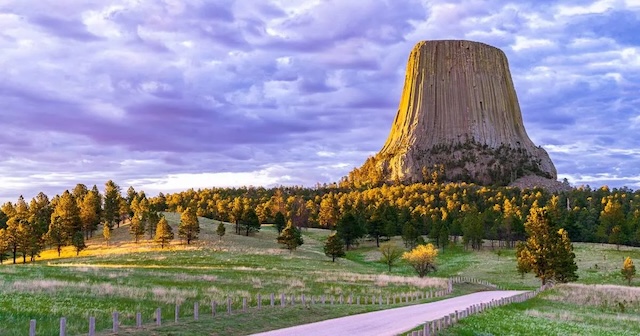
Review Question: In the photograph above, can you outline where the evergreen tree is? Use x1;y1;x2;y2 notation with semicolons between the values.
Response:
274;211;286;233
242;208;261;236
146;211;160;239
154;216;174;248
80;191;101;240
71;231;87;255
277;223;303;252
323;232;345;262
46;217;67;257
0;228;8;264
216;222;226;241
379;241;403;272
129;216;145;243
553;228;578;283
336;212;365;250
516;203;578;285
622;256;636;285
102;223;111;246
103;180;121;230
178;207;200;244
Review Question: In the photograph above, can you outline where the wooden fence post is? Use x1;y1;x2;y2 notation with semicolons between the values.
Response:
301;294;306;305
156;308;161;326
136;312;142;328
321;295;325;304
270;293;275;306
212;301;217;317
423;322;430;336
228;298;233;315
29;320;36;336
290;294;295;306
281;294;286;307
194;302;200;320
112;312;119;334
357;296;360;305
59;317;66;336
379;295;383;305
243;297;247;312
89;317;95;336
175;305;180;323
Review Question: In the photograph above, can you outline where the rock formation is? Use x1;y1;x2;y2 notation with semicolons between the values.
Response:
349;40;557;186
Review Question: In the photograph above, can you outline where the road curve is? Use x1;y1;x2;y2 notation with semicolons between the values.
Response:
251;290;527;336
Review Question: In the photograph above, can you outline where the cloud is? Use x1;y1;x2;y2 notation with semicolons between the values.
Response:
0;0;638;202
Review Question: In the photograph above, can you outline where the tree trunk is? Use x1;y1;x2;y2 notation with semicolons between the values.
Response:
376;236;380;247
332;255;335;262
12;246;17;264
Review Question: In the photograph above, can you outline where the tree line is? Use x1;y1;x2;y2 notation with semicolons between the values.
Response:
3;179;640;264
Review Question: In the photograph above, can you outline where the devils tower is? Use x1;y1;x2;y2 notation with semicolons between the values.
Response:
349;40;557;186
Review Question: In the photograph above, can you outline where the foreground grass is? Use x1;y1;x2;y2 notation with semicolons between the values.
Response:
438;284;640;336
0;217;450;336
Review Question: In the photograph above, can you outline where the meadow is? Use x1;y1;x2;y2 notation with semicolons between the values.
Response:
0;214;451;336
1;213;639;335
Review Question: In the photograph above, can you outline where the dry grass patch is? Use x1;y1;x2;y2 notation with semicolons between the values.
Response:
546;283;640;312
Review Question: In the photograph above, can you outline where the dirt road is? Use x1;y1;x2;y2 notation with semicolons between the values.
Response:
251;290;527;336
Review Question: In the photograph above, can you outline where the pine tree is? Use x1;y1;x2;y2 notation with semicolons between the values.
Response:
277;223;303;252
178;207;200;244
274;211;286;233
71;231;87;255
242;208;260;236
216;222;226;241
129;216;145;243
323;233;345;262
154;216;174;248
336;212;365;250
103;180;121;230
516;203;578;285
46;217;67;257
80;192;100;240
554;228;578;283
0;228;9;264
102;223;111;246
622;256;636;285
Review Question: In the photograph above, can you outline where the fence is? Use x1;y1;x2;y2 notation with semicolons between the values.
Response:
405;280;554;336
27;285;454;336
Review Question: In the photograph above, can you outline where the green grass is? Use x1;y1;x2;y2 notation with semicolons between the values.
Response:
438;284;640;336
3;216;640;336
0;217;451;336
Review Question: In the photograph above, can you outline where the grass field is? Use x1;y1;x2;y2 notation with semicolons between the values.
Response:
2;214;639;336
0;215;451;336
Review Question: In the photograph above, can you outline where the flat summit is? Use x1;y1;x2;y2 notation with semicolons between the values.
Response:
350;40;557;186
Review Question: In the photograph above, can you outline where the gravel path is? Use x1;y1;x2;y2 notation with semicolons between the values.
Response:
251;290;527;336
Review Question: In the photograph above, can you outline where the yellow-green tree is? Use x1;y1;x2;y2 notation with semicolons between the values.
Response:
622;257;636;285
323;232;345;262
402;243;438;277
178;207;200;244
379;242;403;272
516;203;578;285
154;216;174;248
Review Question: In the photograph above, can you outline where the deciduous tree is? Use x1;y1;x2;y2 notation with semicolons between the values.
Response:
622;256;636;285
379;242;403;272
403;243;438;277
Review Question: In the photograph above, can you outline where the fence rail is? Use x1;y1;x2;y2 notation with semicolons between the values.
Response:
27;285;454;336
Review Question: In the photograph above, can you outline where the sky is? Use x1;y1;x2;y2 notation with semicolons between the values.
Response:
1;0;639;202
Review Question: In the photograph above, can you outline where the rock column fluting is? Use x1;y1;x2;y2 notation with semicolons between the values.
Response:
355;40;557;186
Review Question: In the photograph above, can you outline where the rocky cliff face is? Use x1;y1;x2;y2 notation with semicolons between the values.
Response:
350;40;557;186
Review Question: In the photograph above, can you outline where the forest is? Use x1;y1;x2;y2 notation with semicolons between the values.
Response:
1;177;639;264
